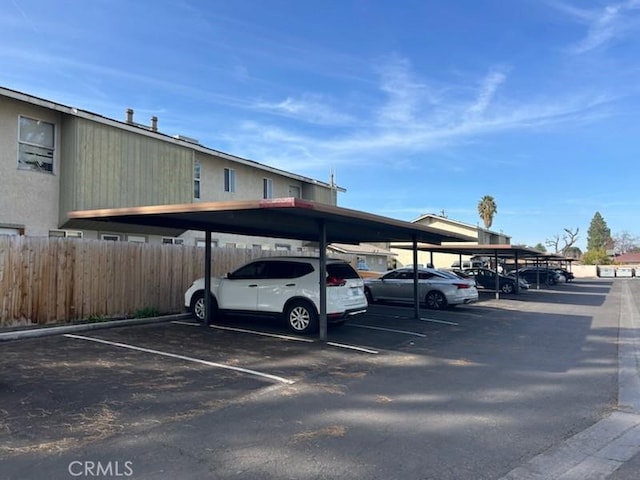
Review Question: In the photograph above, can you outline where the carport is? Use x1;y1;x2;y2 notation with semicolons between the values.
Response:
513;252;576;286
67;198;475;341
518;252;576;270
391;243;549;297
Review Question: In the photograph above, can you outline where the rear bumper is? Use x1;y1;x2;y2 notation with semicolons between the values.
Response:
328;307;367;322
450;292;479;305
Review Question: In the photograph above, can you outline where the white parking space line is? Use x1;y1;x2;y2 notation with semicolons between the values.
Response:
419;317;459;326
327;342;379;354
172;320;378;355
347;324;427;337
63;333;295;385
366;312;459;326
172;320;378;354
172;320;313;342
366;312;411;320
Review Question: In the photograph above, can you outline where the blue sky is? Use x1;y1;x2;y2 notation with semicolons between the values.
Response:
2;0;640;250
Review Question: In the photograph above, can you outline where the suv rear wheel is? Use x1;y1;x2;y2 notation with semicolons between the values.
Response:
285;300;318;334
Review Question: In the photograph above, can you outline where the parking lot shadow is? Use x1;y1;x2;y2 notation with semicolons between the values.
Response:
0;279;625;480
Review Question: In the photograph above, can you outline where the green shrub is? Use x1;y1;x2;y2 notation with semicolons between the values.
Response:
134;307;161;318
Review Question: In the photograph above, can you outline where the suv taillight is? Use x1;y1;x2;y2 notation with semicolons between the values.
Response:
327;276;347;287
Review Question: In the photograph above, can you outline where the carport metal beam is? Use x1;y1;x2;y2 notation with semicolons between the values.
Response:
318;219;328;342
412;236;419;320
205;230;212;325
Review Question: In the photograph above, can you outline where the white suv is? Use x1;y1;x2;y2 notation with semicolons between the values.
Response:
184;257;368;334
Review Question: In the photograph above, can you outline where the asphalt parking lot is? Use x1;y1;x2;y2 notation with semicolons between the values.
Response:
2;279;639;479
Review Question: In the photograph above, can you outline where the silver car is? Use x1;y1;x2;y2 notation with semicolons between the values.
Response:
364;267;478;310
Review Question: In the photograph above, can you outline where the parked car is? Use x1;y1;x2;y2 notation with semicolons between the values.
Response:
451;260;486;269
514;267;561;286
364;267;478;309
440;269;476;283
462;267;522;294
184;257;367;334
505;272;530;290
553;268;574;282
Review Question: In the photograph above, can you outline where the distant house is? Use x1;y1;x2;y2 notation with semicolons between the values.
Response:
614;253;640;265
327;243;396;272
391;213;511;269
0;86;343;250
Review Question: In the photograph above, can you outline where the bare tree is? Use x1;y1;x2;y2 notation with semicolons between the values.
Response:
546;227;579;254
614;231;639;254
545;234;560;253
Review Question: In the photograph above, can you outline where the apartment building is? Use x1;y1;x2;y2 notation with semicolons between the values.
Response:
391;213;512;268
0;86;342;250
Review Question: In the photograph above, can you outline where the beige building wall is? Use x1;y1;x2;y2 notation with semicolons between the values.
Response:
1;89;340;248
423;219;477;238
196;151;306;203
0;96;62;236
392;250;475;269
391;213;511;269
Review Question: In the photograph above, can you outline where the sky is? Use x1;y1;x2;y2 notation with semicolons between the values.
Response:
2;0;639;251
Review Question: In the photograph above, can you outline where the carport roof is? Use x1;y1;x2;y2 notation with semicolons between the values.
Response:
391;242;557;260
66;198;476;244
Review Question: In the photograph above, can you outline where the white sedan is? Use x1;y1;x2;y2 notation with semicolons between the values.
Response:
364;267;478;310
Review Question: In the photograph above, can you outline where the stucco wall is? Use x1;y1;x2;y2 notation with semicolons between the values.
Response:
196;151;306;203
0;96;62;236
571;265;599;278
391;249;475;269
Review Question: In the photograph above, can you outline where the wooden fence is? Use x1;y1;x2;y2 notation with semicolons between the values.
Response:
0;236;345;328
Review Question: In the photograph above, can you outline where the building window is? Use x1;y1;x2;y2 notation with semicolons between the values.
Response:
101;234;121;241
197;239;219;248
193;160;201;199
224;168;236;193
127;235;146;243
252;244;262;251
49;230;83;238
275;243;291;251
263;178;273;199
162;237;185;245
288;185;301;198
0;226;23;236
18;116;55;173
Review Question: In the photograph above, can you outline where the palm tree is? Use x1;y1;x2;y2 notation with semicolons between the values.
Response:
477;195;497;229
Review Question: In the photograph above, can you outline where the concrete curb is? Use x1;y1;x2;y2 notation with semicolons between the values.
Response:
0;313;193;342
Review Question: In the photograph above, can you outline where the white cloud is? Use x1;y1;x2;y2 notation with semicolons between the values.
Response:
373;55;434;125
215;57;619;175
465;69;507;118
549;0;640;54
254;95;355;125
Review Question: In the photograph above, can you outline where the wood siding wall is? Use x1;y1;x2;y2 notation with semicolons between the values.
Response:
59;117;193;225
0;236;354;328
